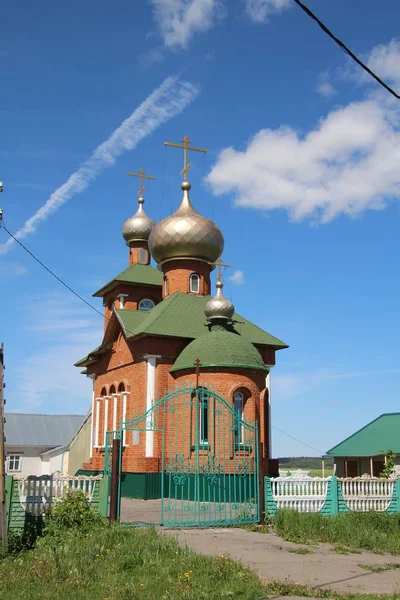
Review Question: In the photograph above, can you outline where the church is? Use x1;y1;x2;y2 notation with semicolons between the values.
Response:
75;136;288;522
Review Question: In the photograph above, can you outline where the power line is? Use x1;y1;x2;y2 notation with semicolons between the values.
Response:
272;424;325;455
1;222;105;318
293;0;400;100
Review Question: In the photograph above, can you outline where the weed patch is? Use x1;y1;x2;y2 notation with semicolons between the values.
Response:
273;510;400;554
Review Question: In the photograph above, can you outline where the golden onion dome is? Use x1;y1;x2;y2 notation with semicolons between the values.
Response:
122;196;155;245
148;181;224;266
204;280;234;322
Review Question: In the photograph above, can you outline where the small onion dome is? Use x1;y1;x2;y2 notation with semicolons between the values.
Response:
148;181;224;265
204;280;234;322
170;327;266;373
122;197;155;245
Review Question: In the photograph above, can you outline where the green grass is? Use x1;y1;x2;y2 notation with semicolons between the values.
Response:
1;525;265;600
332;545;361;555
360;563;400;573
288;547;314;555
2;524;400;600
273;510;400;554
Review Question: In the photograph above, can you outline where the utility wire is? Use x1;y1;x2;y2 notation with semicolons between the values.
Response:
0;223;141;343
272;424;325;455
293;0;400;100
1;222;105;319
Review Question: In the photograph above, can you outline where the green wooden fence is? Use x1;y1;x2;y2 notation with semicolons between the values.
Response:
5;475;108;535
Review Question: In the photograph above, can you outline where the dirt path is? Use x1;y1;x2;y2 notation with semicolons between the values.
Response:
120;499;400;595
164;528;400;596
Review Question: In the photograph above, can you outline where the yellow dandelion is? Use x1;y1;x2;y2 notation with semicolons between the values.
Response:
139;583;145;588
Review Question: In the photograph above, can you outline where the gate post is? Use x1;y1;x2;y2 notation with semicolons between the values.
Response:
109;438;121;522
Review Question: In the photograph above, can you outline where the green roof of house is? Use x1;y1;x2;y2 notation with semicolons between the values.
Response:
326;413;400;457
93;263;162;297
171;327;267;372
115;292;288;348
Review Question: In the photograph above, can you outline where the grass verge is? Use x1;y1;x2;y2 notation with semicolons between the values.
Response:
1;525;265;600
273;510;400;554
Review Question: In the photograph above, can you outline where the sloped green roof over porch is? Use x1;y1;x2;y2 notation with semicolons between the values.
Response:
326;413;400;457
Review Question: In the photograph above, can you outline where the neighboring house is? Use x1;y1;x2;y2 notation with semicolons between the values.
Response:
5;413;85;476
326;413;400;477
63;411;92;476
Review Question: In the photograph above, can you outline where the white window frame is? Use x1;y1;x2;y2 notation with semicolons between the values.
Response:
138;298;155;312
164;276;169;296
8;454;22;473
189;273;200;294
233;392;244;445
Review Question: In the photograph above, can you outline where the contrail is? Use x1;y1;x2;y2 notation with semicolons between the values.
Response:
0;75;199;255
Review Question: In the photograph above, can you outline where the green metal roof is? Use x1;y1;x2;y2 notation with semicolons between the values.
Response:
93;263;162;297
115;292;288;348
171;327;266;372
326;413;400;457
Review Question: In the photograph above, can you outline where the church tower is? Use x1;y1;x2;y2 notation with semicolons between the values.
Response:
122;169;156;266
149;137;223;297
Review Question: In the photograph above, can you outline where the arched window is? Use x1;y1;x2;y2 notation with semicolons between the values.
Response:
192;388;209;446
138;248;148;265
233;391;244;445
109;385;116;395
100;387;107;397
164;276;168;296
139;298;155;312
118;382;125;393
189;273;200;293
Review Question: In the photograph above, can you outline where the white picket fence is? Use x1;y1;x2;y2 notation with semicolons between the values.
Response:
15;474;103;516
269;476;396;513
270;477;330;512
341;478;394;512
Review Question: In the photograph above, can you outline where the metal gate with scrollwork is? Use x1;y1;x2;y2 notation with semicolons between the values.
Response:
106;384;260;527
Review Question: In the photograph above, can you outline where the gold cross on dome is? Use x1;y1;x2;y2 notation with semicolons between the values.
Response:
127;168;156;197
213;258;231;280
164;135;207;182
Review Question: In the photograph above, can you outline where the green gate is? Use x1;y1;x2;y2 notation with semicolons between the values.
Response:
111;384;259;527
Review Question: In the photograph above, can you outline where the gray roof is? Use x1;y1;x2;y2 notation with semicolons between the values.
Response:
4;413;85;448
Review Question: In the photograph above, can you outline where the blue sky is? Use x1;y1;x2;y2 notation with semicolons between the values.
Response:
1;0;400;457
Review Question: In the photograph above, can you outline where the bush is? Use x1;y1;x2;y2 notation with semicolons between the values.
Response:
46;488;103;534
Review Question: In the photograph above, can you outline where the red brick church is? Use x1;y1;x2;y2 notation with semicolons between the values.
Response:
75;137;287;506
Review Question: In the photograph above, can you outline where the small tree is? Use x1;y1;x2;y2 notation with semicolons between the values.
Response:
379;449;396;479
46;488;102;534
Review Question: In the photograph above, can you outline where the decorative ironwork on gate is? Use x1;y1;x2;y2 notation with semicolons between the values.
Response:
108;383;260;527
103;429;122;517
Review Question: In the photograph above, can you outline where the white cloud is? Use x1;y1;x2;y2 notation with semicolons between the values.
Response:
366;39;400;88
150;0;224;49
245;0;291;23
229;270;244;285
0;263;28;276
315;73;336;98
207;40;400;223
0;75;199;255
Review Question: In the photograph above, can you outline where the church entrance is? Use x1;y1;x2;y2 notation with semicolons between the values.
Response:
104;384;260;527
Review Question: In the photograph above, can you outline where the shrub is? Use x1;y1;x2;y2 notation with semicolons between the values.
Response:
46;488;103;534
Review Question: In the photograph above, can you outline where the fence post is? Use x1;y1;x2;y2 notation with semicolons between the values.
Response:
387;478;400;514
264;476;277;517
109;438;121;522
98;476;109;518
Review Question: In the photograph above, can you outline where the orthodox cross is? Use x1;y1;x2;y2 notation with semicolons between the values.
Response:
214;257;231;281
164;135;207;182
127;168;156;197
194;357;202;389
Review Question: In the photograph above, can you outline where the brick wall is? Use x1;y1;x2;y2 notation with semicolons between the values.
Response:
161;259;211;297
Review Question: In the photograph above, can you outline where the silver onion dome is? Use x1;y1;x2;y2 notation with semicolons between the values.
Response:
122;196;155;245
148;181;224;265
204;279;234;321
